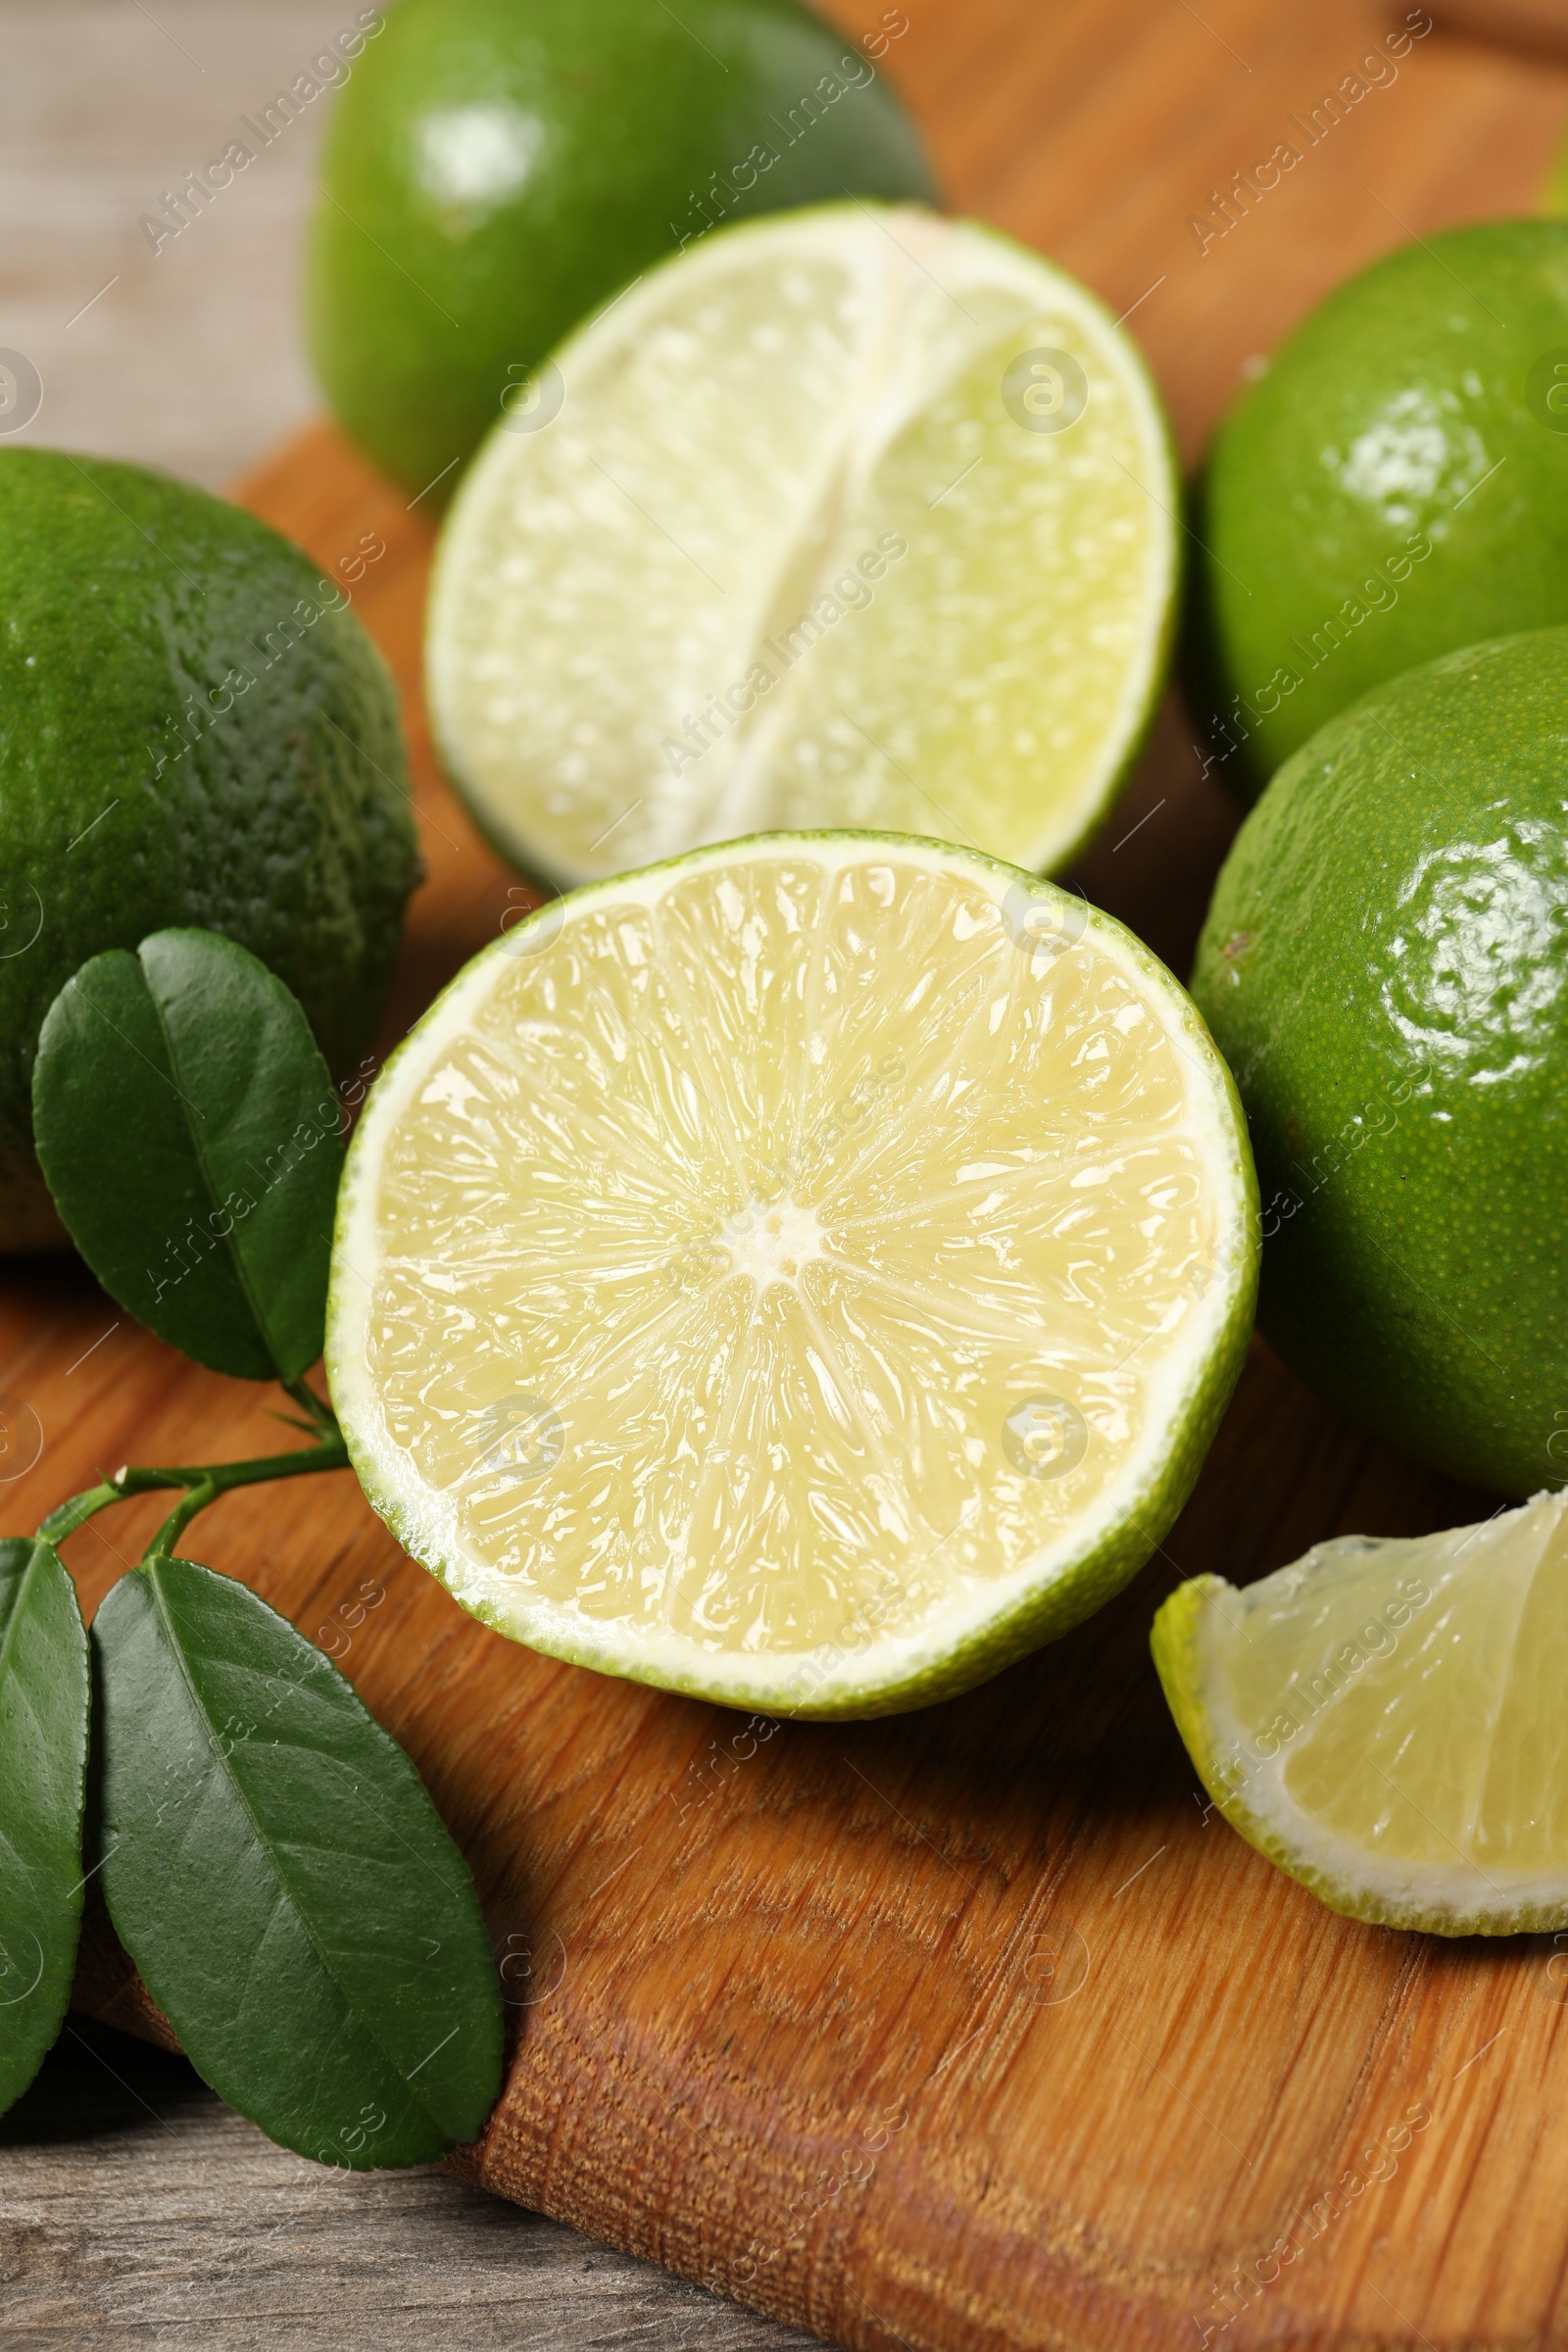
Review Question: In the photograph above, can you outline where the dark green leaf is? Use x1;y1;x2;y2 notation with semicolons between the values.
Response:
32;928;344;1381
0;1540;89;2117
94;1555;502;2169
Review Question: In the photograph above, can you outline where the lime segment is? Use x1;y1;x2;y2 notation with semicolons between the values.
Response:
1153;1493;1568;1935
426;205;1178;887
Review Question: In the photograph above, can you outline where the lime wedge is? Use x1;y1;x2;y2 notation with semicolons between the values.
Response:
328;835;1255;1718
426;204;1178;889
1152;1493;1568;1935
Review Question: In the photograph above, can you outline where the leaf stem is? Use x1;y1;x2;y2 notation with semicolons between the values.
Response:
149;1481;219;1558
280;1375;340;1437
36;1435;350;1549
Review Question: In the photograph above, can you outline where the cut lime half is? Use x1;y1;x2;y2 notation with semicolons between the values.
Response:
426;204;1178;889
329;835;1254;1718
1153;1493;1568;1935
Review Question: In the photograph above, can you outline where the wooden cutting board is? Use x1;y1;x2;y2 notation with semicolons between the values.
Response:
20;1;1568;2344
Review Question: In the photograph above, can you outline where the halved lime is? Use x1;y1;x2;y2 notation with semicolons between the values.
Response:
426;204;1178;890
328;835;1255;1718
1153;1493;1568;1935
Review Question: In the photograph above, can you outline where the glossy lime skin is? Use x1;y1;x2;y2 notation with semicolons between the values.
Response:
1193;631;1568;1498
308;0;938;497
0;451;419;1250
1188;222;1568;802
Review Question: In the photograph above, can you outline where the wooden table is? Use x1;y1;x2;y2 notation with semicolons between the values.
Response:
8;5;1568;2350
1;2023;811;2350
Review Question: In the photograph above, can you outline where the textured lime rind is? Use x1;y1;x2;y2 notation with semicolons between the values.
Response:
308;0;938;497
1188;220;1568;802
1192;626;1568;1500
330;830;1257;1720
0;449;419;1251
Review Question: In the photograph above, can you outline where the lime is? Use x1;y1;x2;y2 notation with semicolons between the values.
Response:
1192;628;1568;1499
0;450;419;1253
427;204;1179;889
327;833;1256;1719
1189;221;1568;800
1544;120;1568;216
1153;1492;1568;1936
308;0;937;500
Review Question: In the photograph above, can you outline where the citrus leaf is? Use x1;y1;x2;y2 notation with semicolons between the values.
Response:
32;928;344;1381
94;1555;502;2168
0;1539;89;2117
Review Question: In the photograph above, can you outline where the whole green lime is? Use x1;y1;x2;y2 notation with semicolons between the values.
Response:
1192;629;1568;1499
0;451;420;1252
1189;221;1568;801
307;0;938;498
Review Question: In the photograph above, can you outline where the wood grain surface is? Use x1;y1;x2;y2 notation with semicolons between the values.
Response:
13;3;1568;2348
0;2023;814;2352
